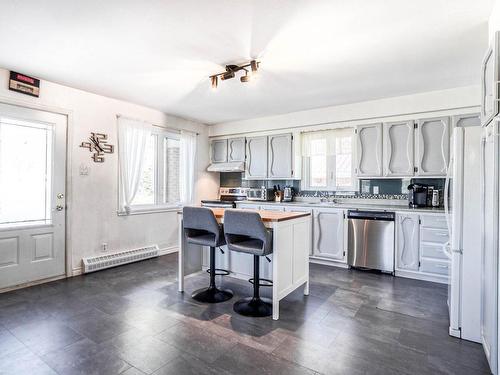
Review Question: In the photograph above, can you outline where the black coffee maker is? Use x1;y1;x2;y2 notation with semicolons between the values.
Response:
407;183;428;208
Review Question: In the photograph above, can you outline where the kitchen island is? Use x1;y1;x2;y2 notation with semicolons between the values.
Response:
177;207;312;320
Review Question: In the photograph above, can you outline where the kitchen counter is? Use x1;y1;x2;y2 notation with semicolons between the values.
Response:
181;207;310;223
236;200;445;214
177;207;311;320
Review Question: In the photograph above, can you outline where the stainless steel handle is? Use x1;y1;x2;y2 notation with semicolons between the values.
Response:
56;205;64;211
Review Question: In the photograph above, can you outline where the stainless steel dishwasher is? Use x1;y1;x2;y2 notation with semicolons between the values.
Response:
347;210;395;273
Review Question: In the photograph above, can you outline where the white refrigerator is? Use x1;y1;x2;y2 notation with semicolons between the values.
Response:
446;116;483;343
479;119;499;374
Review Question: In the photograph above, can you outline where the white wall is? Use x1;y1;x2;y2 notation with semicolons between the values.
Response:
209;85;480;136
490;0;500;37
0;68;218;274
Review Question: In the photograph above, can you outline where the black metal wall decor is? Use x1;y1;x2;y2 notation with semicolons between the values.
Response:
80;132;114;163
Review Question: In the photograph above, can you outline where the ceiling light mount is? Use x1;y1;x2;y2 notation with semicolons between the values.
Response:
209;60;260;89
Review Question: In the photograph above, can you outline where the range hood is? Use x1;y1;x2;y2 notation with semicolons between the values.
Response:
207;162;245;172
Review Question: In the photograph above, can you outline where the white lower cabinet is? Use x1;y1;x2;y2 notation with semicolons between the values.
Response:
284;206;313;255
312;208;346;262
395;212;450;283
396;213;420;271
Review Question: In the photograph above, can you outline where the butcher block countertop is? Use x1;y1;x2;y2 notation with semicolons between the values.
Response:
179;207;311;222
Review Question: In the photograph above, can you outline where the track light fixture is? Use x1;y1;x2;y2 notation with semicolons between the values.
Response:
209;60;260;89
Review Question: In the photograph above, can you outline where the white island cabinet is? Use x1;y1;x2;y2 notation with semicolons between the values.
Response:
178;207;312;320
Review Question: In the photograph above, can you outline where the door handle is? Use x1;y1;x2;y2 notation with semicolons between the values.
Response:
56;205;64;211
57;193;64;199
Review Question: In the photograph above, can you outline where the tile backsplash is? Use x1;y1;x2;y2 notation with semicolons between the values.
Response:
219;173;445;201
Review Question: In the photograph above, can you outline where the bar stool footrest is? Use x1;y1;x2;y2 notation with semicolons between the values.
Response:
249;278;273;287
206;268;230;276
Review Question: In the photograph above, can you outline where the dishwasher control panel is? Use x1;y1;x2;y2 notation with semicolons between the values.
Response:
347;210;395;221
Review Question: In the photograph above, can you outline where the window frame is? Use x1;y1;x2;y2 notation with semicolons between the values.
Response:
301;129;358;192
118;129;182;215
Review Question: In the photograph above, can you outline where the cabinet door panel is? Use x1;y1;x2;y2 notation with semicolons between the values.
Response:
396;214;419;271
245;136;268;179
416;117;449;176
268;133;292;179
356;123;383;177
383;121;414;176
313;209;345;261
228;137;246;162
211;139;227;163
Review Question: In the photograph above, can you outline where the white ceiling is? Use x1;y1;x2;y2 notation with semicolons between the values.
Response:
0;0;494;124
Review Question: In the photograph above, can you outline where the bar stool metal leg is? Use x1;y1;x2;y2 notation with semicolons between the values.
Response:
233;255;272;317
191;246;233;303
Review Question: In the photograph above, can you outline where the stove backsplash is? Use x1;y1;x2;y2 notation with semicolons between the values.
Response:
219;173;445;200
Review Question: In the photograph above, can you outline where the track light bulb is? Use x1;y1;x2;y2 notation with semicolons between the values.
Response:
211;76;218;90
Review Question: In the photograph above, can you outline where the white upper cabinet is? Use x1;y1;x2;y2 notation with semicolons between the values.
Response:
481;31;500;126
268;133;293;179
415;116;450;176
312;208;345;261
383;121;414;177
210;139;227;163
396;213;420;271
356;123;383;177
227;137;246;162
245;136;268;179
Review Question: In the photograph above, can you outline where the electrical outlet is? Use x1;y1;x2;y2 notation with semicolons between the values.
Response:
373;186;379;194
102;243;108;252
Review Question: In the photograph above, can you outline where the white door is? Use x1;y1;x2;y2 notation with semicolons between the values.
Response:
356;123;383;177
312;208;345;261
0;103;67;289
268;133;292;179
396;213;420;271
415;116;450;176
383;120;414;176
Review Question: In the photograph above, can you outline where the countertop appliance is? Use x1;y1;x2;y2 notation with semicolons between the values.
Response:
347;210;395;273
407;184;428;208
247;187;274;201
283;186;294;202
201;187;248;208
446;118;482;343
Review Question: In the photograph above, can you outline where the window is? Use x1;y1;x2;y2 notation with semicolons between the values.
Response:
301;128;356;191
123;130;181;212
0;117;53;225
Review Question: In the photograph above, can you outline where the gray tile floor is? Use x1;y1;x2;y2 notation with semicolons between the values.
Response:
0;253;491;374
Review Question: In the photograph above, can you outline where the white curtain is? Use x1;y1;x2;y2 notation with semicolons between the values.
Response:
301;128;354;156
179;130;197;205
118;117;152;213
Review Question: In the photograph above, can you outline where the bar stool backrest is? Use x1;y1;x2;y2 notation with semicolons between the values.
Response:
183;206;221;243
223;210;271;254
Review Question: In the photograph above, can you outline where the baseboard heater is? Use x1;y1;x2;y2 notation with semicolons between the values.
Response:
82;245;159;273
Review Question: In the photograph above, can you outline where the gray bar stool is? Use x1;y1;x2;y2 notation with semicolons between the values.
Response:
223;210;273;317
182;207;233;303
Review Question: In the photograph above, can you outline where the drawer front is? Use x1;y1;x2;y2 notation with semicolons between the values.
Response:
420;227;449;244
420;243;448;260
420;258;450;276
237;204;261;210
260;205;285;212
420;214;447;229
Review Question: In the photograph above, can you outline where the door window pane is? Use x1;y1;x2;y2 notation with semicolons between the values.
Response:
0;118;53;225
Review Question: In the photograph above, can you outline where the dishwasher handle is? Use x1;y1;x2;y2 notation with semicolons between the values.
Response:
347;210;395;221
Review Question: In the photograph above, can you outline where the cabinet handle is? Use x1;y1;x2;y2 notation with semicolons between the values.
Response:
435;264;449;269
